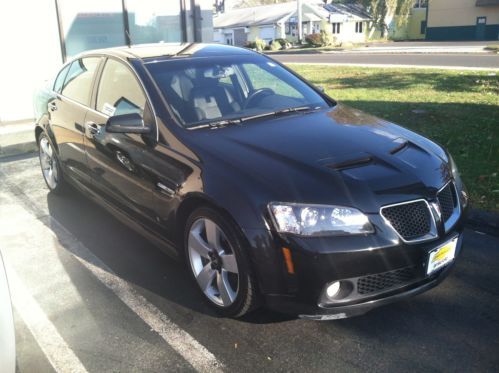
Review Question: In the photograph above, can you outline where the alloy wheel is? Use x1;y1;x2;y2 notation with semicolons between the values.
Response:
39;137;59;190
188;218;239;307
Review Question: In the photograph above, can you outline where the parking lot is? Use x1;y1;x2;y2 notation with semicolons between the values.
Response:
1;154;499;373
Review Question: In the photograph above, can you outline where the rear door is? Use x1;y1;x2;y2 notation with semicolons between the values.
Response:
49;57;101;186
84;57;158;227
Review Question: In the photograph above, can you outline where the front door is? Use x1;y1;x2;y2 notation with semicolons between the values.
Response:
50;57;101;186
84;57;158;228
476;17;487;40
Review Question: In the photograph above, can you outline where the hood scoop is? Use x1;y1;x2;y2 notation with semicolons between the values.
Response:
390;140;409;155
326;155;373;171
320;151;373;171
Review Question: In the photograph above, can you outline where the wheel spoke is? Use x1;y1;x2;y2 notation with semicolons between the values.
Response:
40;139;51;157
221;254;238;274
51;163;58;181
189;231;211;258
217;271;235;306
204;219;221;251
196;263;216;291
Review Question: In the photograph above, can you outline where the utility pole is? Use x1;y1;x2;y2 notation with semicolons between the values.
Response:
297;0;303;43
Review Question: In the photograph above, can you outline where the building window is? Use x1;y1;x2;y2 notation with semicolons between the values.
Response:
332;23;341;34
420;20;427;34
355;22;363;34
58;0;126;58
126;0;182;44
56;0;187;61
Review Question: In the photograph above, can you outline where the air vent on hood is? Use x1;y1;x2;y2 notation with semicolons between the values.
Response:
326;156;372;171
389;140;409;155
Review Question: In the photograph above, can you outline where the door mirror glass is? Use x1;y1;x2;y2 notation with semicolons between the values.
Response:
106;113;151;134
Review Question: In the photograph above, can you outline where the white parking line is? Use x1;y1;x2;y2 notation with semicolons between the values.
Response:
0;173;224;373
6;264;88;373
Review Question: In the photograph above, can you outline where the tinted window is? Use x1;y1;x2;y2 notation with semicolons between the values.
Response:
53;64;70;93
96;59;146;117
62;58;100;105
145;55;330;128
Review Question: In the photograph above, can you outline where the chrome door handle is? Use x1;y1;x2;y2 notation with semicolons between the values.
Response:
85;121;100;136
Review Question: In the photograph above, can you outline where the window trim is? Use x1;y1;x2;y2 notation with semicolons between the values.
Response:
53;62;71;93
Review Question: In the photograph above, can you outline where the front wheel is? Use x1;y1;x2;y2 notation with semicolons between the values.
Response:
185;207;260;317
38;133;66;194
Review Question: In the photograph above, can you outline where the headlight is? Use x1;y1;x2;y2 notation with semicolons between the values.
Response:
268;203;374;236
449;154;468;206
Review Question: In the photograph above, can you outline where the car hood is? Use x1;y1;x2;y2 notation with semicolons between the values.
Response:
186;104;452;213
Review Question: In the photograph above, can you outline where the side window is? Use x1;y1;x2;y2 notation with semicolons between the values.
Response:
53;64;70;93
96;59;146;117
61;58;100;105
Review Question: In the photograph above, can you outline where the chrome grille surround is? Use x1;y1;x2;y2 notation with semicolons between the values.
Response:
437;181;461;233
380;199;438;244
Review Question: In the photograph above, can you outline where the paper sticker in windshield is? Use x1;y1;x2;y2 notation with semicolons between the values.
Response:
102;103;116;117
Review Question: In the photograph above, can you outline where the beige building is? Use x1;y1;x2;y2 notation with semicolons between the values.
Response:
426;0;499;40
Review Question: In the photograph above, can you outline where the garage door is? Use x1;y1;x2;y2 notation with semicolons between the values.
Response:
259;26;275;42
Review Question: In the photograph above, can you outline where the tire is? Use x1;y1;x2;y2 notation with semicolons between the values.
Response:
184;207;260;317
38;132;67;194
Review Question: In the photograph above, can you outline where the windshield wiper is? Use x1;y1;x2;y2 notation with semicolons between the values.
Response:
239;105;321;123
188;106;321;130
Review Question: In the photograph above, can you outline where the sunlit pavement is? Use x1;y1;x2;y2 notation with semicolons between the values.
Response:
1;154;498;373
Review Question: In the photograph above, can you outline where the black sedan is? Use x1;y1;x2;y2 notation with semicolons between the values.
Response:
34;43;468;320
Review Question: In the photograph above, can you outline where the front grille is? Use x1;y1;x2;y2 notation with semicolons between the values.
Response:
381;201;432;240
437;183;457;222
357;266;418;295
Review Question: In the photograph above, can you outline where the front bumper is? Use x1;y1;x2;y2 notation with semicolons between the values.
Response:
244;218;465;319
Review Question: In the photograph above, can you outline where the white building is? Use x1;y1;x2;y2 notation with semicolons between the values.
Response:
213;1;371;46
0;0;213;125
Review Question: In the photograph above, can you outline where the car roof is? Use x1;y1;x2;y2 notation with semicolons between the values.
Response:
78;43;256;62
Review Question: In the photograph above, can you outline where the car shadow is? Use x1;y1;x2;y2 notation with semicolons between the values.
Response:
46;186;295;324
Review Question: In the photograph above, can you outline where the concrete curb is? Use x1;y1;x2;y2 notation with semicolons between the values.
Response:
0;141;37;159
466;209;499;237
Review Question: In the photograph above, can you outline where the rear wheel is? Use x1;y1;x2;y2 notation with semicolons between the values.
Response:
38;133;66;194
185;207;259;317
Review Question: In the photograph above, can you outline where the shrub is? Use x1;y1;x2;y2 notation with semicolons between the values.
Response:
305;33;322;47
274;38;292;49
245;41;256;49
320;29;335;47
270;40;282;51
254;37;266;52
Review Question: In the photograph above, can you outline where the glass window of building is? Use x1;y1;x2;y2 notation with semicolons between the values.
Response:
59;0;126;58
126;0;182;44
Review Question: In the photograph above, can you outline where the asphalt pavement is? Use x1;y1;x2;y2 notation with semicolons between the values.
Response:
272;53;499;69
1;154;498;372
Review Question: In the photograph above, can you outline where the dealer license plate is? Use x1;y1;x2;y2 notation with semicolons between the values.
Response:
427;236;458;275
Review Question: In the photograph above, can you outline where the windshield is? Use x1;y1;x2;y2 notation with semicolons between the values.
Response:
145;54;331;128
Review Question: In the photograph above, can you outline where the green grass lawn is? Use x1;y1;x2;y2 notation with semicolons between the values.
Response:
290;65;499;212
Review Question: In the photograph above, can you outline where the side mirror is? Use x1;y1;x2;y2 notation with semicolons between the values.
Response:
106;113;151;134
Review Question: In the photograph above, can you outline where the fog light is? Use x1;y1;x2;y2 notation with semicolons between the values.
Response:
326;281;341;298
